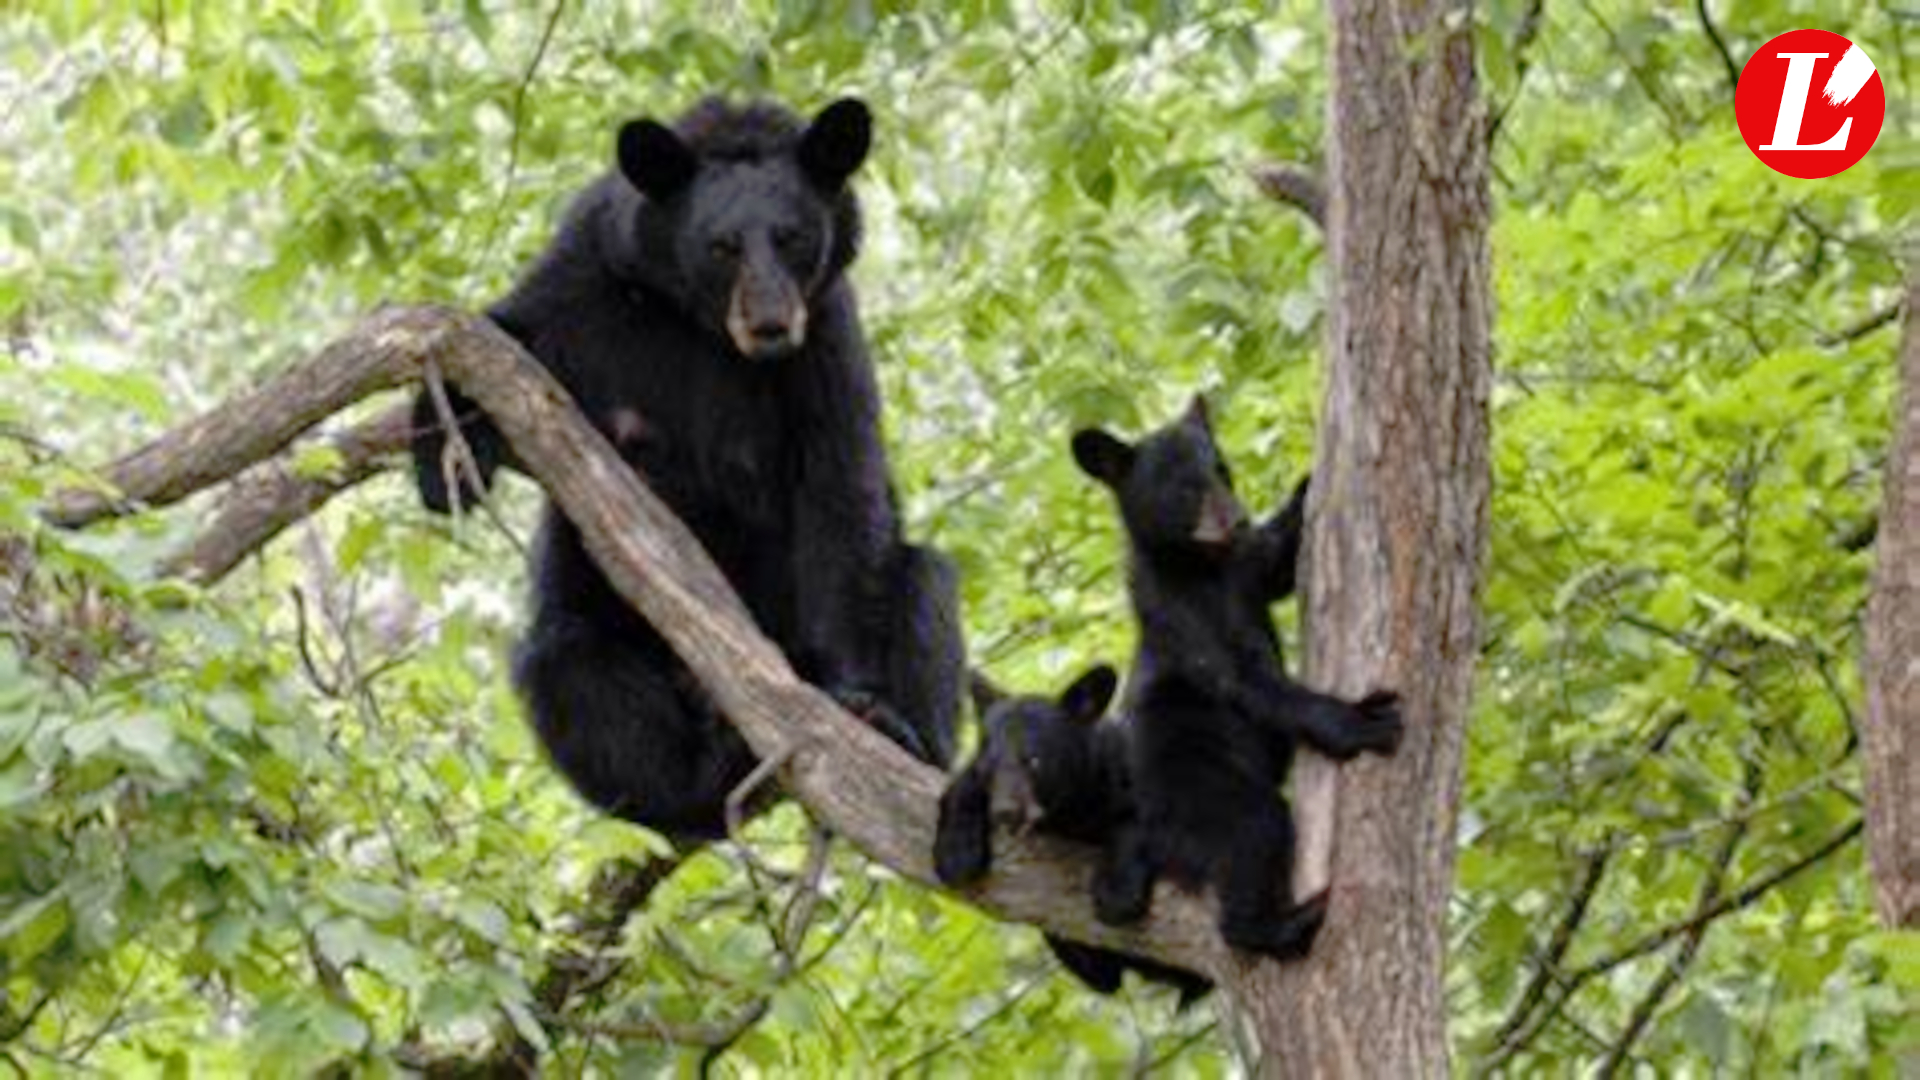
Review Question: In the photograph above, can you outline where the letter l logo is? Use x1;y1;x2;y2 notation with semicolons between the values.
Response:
1760;52;1851;151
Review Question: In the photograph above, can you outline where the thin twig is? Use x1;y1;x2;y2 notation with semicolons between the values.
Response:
1819;300;1906;347
1574;818;1862;983
1488;0;1548;143
477;0;570;270
420;362;531;561
1483;849;1610;1055
1695;0;1741;96
1592;764;1757;1078
883;977;1047;1076
289;587;341;697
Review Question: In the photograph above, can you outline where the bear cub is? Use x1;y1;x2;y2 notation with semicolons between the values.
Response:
934;668;1210;1005
1072;397;1402;961
408;97;963;841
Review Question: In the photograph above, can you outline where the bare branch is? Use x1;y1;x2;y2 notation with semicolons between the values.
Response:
44;303;1232;982
44;305;452;528
477;0;570;269
1583;823;1862;980
159;404;414;584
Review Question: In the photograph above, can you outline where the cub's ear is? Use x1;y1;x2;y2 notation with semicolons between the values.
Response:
618;118;697;201
1184;393;1214;432
799;98;872;189
1071;428;1136;485
1059;665;1119;724
968;670;1008;720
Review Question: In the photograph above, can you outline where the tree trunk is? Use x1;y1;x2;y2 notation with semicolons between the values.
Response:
1236;0;1492;1073
1863;267;1920;930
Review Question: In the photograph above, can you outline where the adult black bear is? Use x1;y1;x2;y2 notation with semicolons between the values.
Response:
1071;398;1402;960
409;97;963;840
933;668;1211;1006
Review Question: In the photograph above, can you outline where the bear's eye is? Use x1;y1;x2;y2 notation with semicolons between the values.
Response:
709;237;742;261
771;226;803;252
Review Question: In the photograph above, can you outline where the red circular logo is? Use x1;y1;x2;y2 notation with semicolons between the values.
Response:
1735;29;1884;179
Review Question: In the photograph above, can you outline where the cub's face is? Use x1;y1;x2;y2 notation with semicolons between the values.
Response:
616;99;871;360
1072;397;1248;556
981;665;1119;819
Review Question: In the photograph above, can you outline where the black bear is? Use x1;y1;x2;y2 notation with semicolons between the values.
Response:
933;668;1211;1006
1071;397;1402;960
409;97;963;840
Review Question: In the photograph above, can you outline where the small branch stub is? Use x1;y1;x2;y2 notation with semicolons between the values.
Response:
1251;162;1328;229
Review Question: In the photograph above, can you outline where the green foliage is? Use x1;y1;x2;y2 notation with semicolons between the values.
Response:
0;0;1914;1073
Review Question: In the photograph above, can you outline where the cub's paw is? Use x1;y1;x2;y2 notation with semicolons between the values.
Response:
830;686;933;763
1092;865;1154;927
932;815;990;887
1350;690;1404;755
1272;891;1330;960
1224;890;1329;962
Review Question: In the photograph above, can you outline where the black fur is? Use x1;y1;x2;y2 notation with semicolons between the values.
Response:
1072;397;1402;961
410;97;962;840
933;669;1211;1006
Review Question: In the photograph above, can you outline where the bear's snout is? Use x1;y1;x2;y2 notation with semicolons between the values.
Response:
726;267;809;360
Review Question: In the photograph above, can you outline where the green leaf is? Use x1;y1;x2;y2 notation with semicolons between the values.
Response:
156;92;211;148
326;880;407;922
1;890;71;966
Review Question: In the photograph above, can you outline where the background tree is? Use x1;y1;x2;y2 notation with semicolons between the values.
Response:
0;1;1913;1075
1864;259;1919;932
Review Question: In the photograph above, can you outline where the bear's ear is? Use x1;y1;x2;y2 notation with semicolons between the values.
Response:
1059;665;1119;724
618;118;697;201
968;670;1008;720
798;98;871;190
1184;394;1214;432
1072;428;1136;486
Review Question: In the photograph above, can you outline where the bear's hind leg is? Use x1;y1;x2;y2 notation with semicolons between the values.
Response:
1216;800;1326;962
514;615;752;842
881;543;965;768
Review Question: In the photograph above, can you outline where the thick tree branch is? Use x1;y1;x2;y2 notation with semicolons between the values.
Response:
44;303;1232;982
43;309;451;528
160;404;414;584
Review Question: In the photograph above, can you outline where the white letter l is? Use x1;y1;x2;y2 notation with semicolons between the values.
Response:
1760;52;1852;151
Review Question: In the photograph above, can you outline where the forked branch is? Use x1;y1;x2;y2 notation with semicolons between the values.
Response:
42;302;1230;980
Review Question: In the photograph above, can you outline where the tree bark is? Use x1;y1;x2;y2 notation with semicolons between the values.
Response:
1863;265;1920;930
1245;0;1492;1073
161;403;414;584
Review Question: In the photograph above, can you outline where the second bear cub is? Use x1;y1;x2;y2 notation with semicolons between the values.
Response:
934;668;1211;1005
1072;397;1403;961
